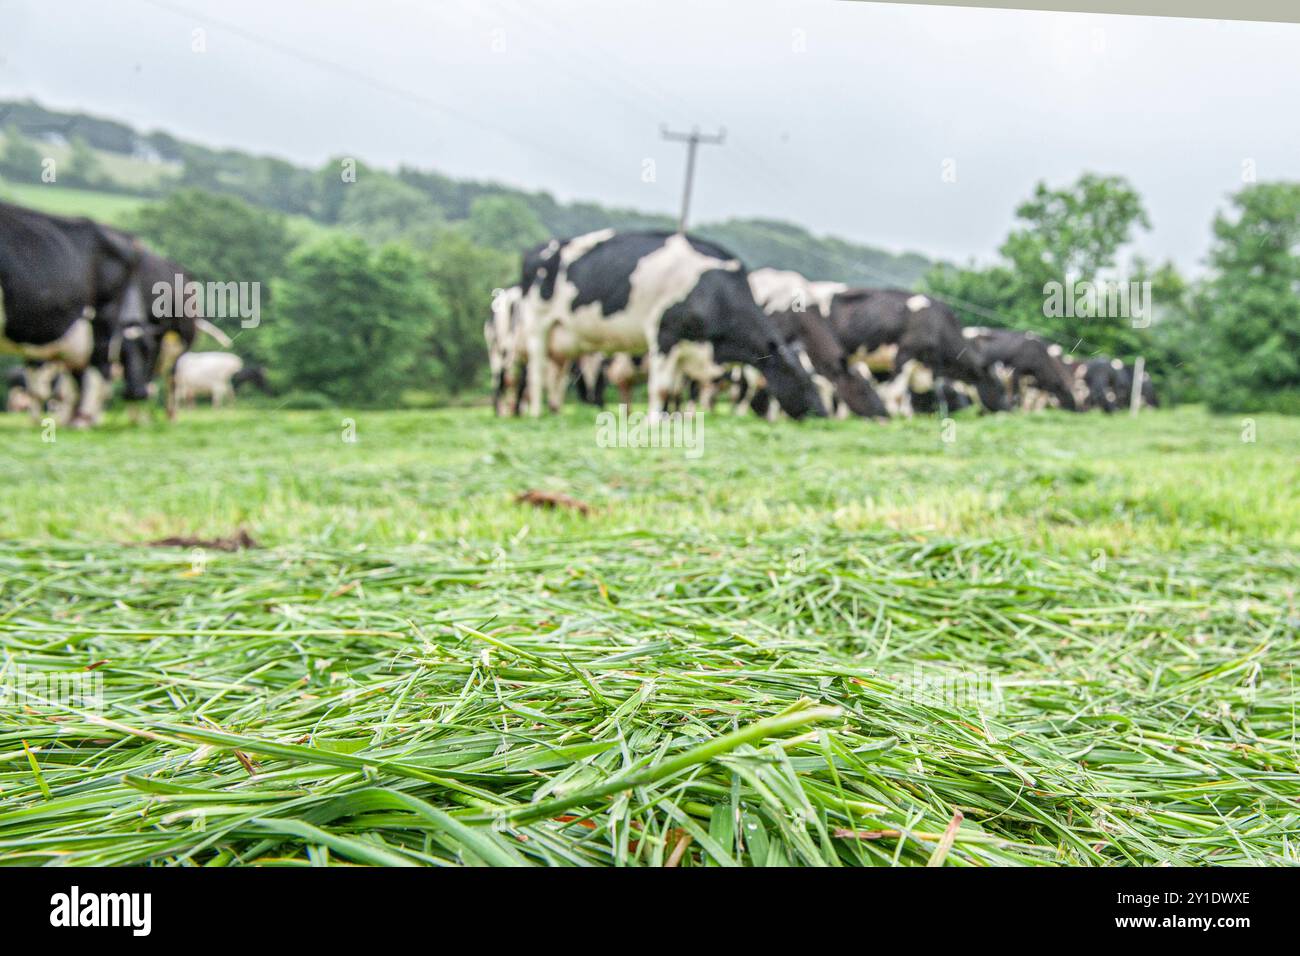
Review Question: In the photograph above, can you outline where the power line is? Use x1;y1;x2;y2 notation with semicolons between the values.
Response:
661;126;725;232
134;0;628;192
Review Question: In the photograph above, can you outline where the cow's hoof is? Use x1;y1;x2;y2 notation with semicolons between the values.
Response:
69;415;96;430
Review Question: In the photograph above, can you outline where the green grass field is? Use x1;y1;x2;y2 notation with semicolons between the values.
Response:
0;181;149;226
0;181;332;245
1;405;1297;866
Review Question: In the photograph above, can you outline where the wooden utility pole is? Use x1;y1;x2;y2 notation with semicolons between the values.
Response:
660;126;726;232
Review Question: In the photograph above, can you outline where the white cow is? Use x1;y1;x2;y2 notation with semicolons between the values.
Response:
747;268;845;318
173;351;248;408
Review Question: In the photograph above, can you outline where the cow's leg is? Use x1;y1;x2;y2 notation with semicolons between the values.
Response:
24;363;57;424
545;358;570;414
646;349;678;423
69;366;110;428
491;368;507;416
732;367;755;416
697;376;718;412
524;328;549;418
510;362;528;416
877;366;913;417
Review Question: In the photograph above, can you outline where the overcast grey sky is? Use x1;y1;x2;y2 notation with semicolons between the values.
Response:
2;0;1297;275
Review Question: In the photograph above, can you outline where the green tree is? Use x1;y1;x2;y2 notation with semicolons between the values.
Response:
65;135;104;188
129;189;298;361
338;174;441;244
925;173;1153;357
270;236;444;405
0;125;43;182
465;195;547;253
130;189;297;288
315;157;373;223
1198;182;1300;412
1002;174;1150;284
426;230;516;393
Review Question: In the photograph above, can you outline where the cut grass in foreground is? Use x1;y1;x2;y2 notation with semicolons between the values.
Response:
0;405;1296;865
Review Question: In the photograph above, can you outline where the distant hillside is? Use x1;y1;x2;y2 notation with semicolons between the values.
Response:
0;98;935;286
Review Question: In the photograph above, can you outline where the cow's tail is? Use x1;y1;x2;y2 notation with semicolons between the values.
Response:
195;319;234;348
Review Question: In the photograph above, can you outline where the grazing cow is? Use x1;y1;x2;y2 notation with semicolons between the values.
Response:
823;289;1009;415
1080;358;1158;412
962;327;1079;411
748;268;888;419
10;246;226;423
519;230;825;420
1081;357;1123;412
0;201;155;425
131;248;212;420
1115;361;1159;409
173;351;268;408
485;285;527;416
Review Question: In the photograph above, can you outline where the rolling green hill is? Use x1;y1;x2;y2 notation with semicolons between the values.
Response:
0;98;936;284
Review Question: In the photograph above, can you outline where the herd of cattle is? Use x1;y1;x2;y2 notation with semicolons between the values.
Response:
485;229;1157;421
1;201;1155;428
1;200;269;424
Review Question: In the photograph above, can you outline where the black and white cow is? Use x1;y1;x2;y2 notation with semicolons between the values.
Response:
962;327;1080;412
822;288;1009;415
485;285;528;416
0;201;154;425
173;351;269;407
748;268;888;420
1080;357;1158;412
1115;361;1158;410
519;230;826;420
1082;358;1122;412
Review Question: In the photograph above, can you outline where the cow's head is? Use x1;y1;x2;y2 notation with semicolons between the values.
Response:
110;281;162;403
790;309;888;419
952;338;1011;413
833;360;889;419
233;364;272;394
692;270;827;419
1042;361;1079;412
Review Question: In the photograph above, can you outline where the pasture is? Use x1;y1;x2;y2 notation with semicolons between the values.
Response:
0;405;1297;866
